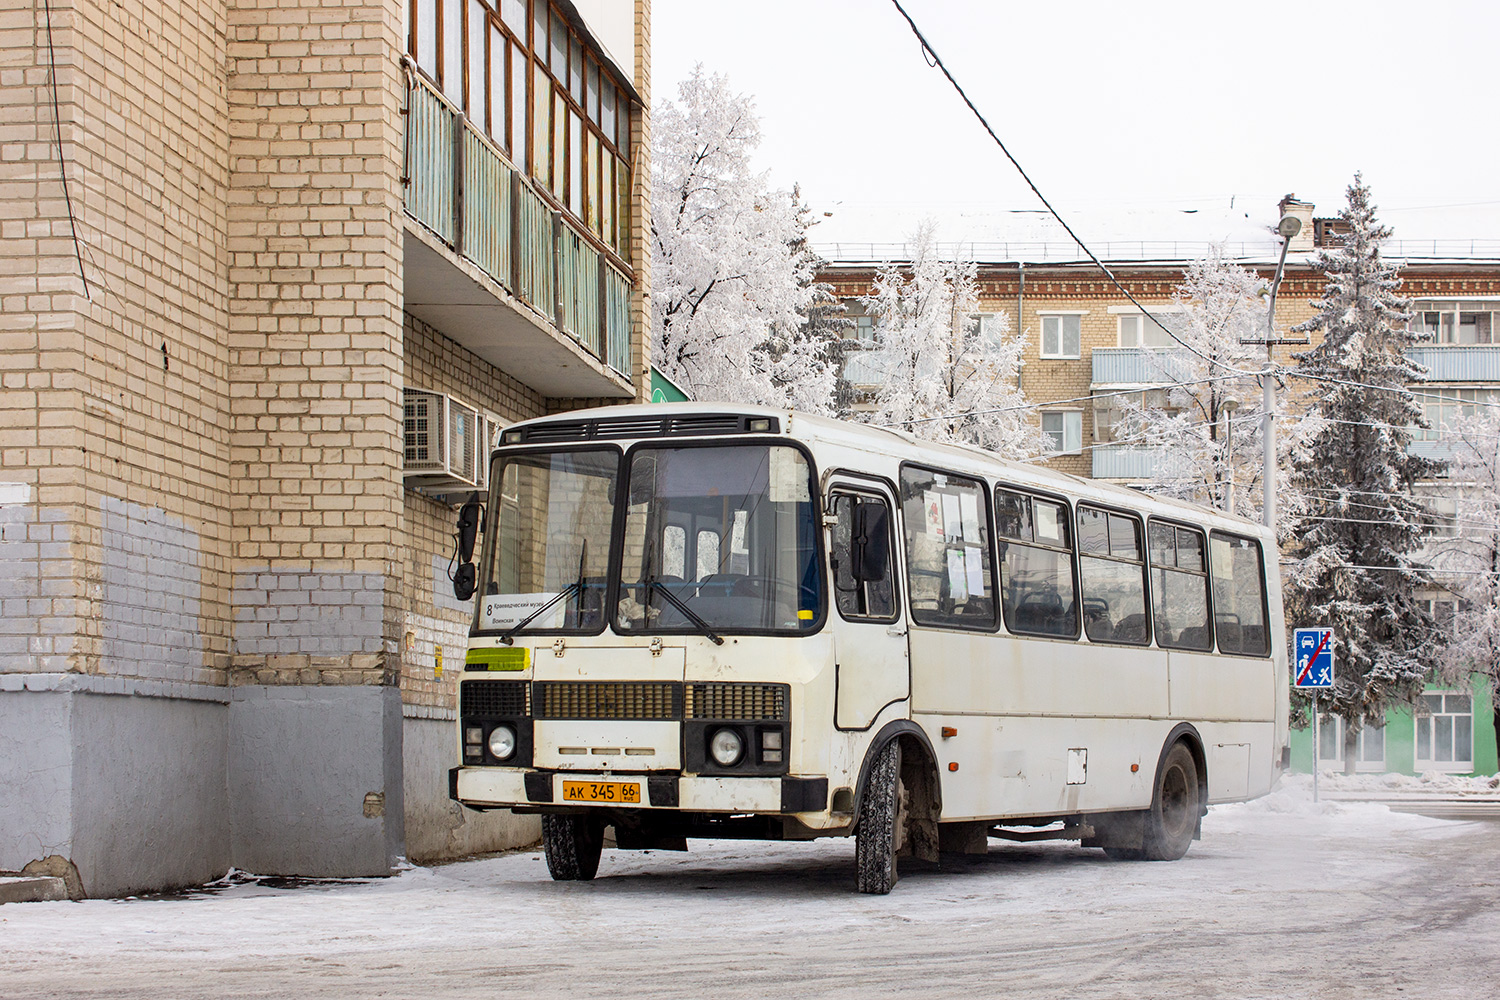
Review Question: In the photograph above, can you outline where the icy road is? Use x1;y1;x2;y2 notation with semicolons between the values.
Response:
2;780;1498;999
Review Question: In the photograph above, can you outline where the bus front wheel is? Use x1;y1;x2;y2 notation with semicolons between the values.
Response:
542;814;604;881
855;741;901;894
1141;742;1200;861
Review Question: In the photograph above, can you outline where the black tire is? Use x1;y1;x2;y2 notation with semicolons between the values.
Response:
1141;742;1200;861
542;814;604;881
855;741;900;894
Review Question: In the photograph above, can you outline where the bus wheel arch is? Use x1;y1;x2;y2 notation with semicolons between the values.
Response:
1089;724;1207;860
853;722;941;893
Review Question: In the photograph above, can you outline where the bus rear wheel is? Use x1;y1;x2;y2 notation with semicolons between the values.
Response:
1142;742;1200;861
856;741;901;894
542;814;604;881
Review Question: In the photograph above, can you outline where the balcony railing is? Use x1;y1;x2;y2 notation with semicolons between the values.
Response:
404;72;631;380
1091;347;1193;386
1407;345;1500;383
1091;444;1164;480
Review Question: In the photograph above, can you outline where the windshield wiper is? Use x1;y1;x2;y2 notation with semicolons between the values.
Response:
499;541;587;645
644;576;724;646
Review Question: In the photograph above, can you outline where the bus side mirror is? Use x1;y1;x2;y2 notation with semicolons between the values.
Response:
453;562;476;602
456;494;482;563
453;493;483;601
851;501;889;582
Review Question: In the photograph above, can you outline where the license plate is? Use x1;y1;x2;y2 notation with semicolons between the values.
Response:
561;780;641;804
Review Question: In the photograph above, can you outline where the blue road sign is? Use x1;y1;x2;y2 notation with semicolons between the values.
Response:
1294;627;1334;688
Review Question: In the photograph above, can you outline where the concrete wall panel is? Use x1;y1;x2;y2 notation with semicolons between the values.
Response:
401;714;539;862
228;685;403;876
69;693;230;898
0;690;74;871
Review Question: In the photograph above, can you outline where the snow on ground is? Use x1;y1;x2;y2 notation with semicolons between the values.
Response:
2;779;1497;998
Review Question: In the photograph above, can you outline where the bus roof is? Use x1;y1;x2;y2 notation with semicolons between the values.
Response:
498;403;1273;539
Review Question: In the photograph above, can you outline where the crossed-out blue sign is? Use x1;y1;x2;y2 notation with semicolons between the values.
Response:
1294;628;1334;688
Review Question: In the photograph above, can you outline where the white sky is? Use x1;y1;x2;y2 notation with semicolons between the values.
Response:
651;0;1500;248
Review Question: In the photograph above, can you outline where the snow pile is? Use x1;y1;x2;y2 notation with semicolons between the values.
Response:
1304;770;1500;796
1208;773;1478;837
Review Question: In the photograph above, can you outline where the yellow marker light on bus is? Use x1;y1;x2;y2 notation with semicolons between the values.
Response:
467;647;529;671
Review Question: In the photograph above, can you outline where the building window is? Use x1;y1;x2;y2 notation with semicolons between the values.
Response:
1317;714;1386;772
1413;387;1500;441
970;313;1005;349
1415;691;1474;772
1039;314;1082;359
1412;300;1500;345
1117;312;1182;348
1042;410;1082;454
1091;389;1172;444
1415;488;1459;540
406;0;635;261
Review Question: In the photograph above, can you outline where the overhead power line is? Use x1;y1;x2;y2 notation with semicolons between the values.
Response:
884;0;1262;380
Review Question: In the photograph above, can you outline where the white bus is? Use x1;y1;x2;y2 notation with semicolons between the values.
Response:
450;404;1289;893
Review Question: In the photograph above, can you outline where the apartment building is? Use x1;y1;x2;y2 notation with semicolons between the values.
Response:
819;195;1500;777
0;0;651;897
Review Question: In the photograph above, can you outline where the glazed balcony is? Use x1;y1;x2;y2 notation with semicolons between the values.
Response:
402;73;633;399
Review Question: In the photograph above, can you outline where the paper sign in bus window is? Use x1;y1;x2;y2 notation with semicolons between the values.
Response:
960;493;980;541
925;491;944;538
482;593;564;629
942;493;962;541
947;548;969;601
964;545;985;595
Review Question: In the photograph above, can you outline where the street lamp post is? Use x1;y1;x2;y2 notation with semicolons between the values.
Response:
1261;213;1304;532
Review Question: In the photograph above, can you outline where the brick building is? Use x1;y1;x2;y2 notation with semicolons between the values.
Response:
0;0;651;896
819;195;1500;777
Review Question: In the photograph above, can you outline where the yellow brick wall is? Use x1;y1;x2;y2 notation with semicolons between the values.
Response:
400;312;545;710
225;0;407;682
0;0;234;682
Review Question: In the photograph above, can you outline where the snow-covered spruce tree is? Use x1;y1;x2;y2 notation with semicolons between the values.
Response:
1122;245;1268;517
1426;410;1500;755
651;68;837;411
1282;174;1444;771
859;222;1044;458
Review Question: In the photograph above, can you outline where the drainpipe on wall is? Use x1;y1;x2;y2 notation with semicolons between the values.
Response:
1016;261;1025;394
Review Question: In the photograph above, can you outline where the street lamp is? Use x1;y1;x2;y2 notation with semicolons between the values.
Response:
1262;213;1303;532
1221;397;1239;513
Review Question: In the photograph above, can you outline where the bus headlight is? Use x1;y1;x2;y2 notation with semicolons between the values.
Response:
709;727;745;767
487;725;517;761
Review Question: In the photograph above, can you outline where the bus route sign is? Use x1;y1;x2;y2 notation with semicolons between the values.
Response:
1293;628;1334;688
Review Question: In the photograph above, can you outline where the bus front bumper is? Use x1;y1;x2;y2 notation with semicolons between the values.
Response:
450;766;828;815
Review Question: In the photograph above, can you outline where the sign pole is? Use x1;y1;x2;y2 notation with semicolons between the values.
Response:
1294;626;1334;805
1311;692;1319;804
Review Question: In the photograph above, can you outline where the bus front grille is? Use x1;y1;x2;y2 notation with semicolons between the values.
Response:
461;680;530;717
535;681;681;720
685;682;788;721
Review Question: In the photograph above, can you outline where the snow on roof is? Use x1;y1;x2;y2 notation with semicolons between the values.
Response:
812;202;1500;266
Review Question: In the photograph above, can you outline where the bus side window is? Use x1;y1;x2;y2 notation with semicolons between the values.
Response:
1148;520;1212;651
1077;506;1149;645
1209;531;1270;656
830;492;897;621
995;488;1078;638
897;467;996;630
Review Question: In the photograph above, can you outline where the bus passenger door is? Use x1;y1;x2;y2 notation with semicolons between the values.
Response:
826;485;909;729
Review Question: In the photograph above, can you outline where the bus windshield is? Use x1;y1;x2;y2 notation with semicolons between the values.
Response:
615;444;821;634
477;448;619;633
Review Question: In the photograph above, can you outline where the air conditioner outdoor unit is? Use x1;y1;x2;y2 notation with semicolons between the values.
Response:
404;388;486;494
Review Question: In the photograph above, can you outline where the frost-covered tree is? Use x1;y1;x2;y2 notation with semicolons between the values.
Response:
651;68;837;411
859;222;1043;458
1426;410;1500;754
1282;174;1444;770
1120;245;1268;517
